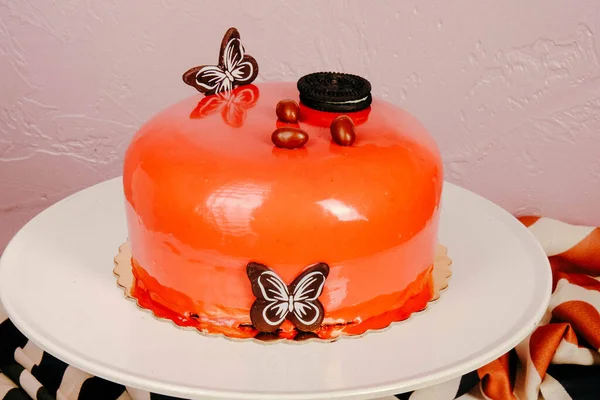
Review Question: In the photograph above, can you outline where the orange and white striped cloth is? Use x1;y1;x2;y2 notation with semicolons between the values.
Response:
467;216;600;400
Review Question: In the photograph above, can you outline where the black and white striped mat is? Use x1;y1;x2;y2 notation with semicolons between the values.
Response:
1;307;595;400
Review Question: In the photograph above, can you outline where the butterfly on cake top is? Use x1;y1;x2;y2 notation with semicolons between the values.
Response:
183;27;259;96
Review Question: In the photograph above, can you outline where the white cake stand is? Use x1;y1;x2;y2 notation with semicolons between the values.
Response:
0;178;551;400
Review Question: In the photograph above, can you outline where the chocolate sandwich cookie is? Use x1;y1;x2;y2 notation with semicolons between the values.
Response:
297;72;372;112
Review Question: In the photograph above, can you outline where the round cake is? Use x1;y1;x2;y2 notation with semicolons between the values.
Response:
121;28;444;341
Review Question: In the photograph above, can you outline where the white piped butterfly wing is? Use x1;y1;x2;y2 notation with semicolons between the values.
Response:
256;271;291;327
222;37;256;85
284;263;330;332
289;269;328;328
192;65;229;94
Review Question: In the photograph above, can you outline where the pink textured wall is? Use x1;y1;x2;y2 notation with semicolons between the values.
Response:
1;0;600;253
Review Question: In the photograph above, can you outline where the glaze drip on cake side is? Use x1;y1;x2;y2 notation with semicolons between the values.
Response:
122;27;444;340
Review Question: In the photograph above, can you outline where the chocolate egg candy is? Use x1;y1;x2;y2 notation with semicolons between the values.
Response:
330;115;356;146
271;127;309;149
276;99;300;123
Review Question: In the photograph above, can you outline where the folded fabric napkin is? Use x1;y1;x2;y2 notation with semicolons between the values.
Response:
1;216;599;400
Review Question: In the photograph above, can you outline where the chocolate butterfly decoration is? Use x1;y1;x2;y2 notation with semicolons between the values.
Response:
183;27;259;96
246;262;329;333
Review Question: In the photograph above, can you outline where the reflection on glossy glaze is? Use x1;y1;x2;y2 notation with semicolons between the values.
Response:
203;182;269;236
317;199;368;222
123;82;443;339
189;84;259;127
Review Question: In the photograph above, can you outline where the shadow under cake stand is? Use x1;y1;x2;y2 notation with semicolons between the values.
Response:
0;178;552;400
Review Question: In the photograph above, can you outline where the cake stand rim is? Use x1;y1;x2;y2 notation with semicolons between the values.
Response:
0;177;552;400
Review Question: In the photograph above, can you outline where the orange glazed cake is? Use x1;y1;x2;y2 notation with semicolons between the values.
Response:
121;27;444;341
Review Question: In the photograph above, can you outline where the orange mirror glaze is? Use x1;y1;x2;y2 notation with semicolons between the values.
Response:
122;82;443;339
